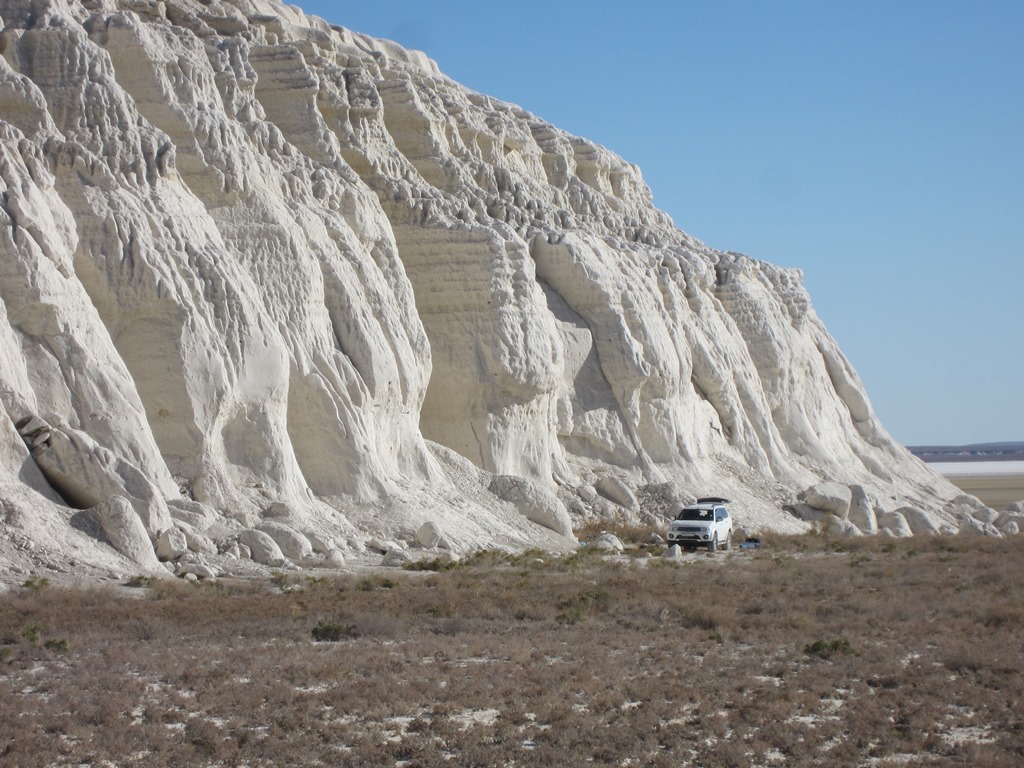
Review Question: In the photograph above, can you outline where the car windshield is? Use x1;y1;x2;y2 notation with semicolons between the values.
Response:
676;508;713;522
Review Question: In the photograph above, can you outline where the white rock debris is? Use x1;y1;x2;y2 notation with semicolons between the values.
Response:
0;0;1009;581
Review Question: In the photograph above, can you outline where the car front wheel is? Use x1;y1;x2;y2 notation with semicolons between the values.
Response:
707;534;718;553
722;532;732;551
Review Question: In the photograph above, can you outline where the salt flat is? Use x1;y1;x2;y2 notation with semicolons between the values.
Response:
931;461;1024;476
931;461;1024;509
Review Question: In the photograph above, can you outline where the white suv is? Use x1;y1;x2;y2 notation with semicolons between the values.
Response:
667;497;733;552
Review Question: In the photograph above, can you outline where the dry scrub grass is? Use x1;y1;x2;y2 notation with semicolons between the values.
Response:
1;536;1022;767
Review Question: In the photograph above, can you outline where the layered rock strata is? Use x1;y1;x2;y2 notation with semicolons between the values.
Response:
0;0;992;578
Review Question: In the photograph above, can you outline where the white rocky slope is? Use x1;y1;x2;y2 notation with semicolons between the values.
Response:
0;0;1003;581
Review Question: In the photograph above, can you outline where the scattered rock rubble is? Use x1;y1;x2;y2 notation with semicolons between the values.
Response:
788;482;1018;539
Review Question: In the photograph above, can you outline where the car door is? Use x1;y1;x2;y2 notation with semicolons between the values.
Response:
714;507;728;542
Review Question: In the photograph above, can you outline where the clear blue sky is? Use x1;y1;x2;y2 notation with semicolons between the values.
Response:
298;0;1023;446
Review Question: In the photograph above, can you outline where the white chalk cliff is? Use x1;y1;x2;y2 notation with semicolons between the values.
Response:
0;0;990;578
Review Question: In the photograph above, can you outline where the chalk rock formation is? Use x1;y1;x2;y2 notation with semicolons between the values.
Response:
256;520;313;562
898;506;943;536
0;0;986;579
155;527;188;561
416;520;446;549
847;485;879;535
877;509;914;538
801;482;853;519
489;475;574;538
92;494;164;572
591;533;625;552
238;529;285;567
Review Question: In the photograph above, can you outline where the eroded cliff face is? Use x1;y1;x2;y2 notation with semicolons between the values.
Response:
0;0;972;576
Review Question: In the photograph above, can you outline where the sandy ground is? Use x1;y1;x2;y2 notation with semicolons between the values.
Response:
932;461;1024;509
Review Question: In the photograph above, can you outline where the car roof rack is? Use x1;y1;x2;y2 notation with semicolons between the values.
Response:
695;496;730;504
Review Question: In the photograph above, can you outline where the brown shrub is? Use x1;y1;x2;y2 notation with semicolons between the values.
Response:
0;535;1022;766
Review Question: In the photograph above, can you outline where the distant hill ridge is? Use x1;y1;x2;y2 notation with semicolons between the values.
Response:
910;443;1024;463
